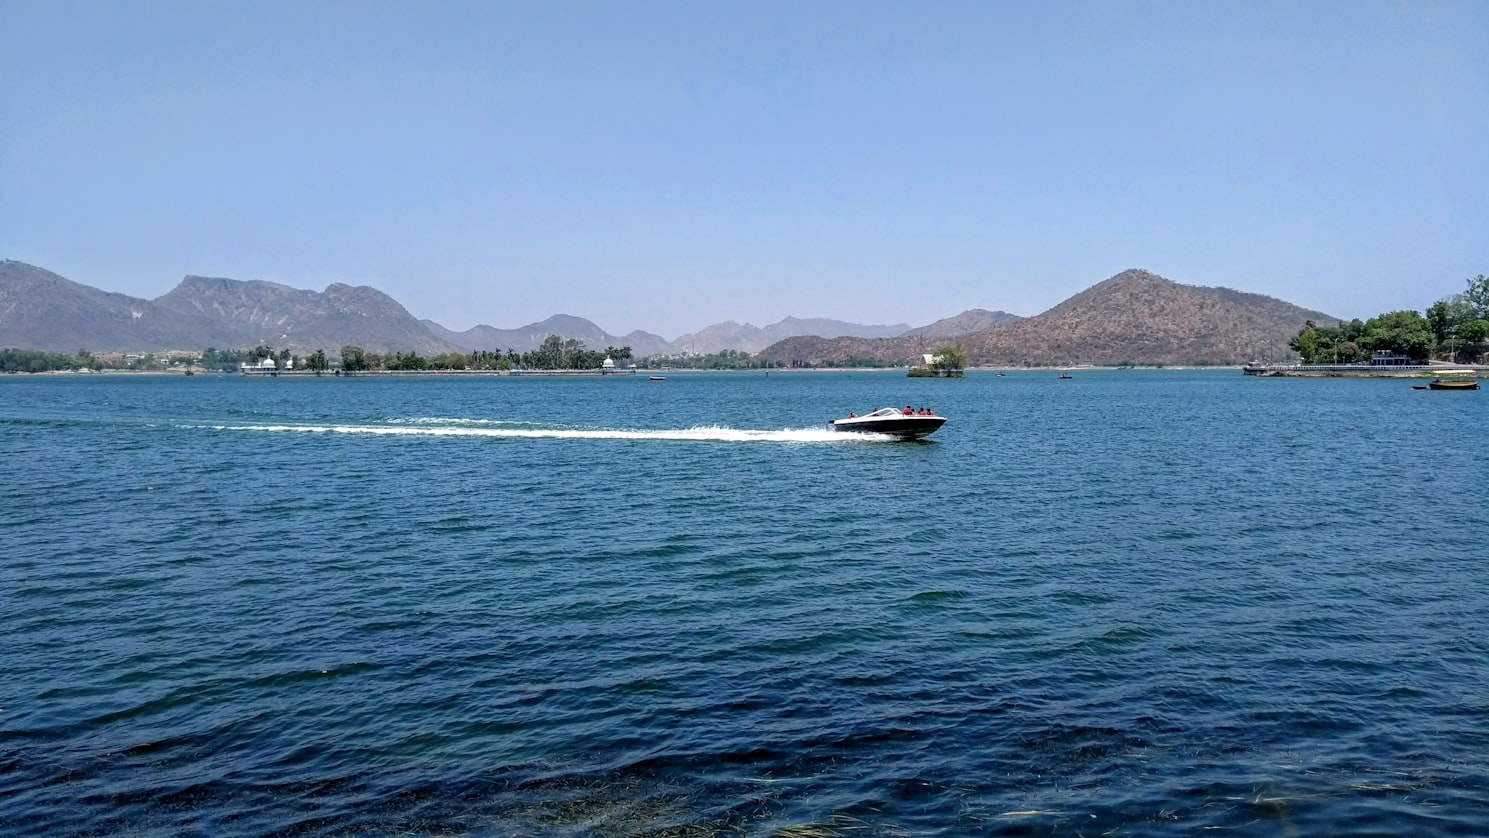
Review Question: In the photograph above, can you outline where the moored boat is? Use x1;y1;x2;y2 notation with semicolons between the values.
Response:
1428;379;1479;390
828;407;946;440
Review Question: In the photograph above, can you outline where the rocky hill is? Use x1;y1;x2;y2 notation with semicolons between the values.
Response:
671;316;911;354
156;275;457;355
0;260;459;354
424;314;674;357
0;260;216;352
755;270;1336;366
962;269;1337;365
900;308;1023;341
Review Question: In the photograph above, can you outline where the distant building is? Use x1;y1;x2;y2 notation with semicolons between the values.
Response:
1369;352;1420;367
240;358;278;376
909;352;962;378
599;356;634;375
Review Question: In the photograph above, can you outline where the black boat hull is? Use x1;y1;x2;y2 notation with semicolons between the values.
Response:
827;416;946;440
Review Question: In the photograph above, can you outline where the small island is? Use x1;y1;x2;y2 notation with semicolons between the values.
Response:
907;345;967;378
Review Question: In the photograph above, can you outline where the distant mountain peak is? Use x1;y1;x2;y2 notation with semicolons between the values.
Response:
671;316;910;354
902;308;1023;340
754;269;1337;367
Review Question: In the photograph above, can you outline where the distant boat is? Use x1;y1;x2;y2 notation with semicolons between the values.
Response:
1428;379;1478;390
1058;374;1073;379
649;376;666;381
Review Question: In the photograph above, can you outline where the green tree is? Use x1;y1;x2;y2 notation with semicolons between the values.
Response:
1464;273;1489;319
530;335;564;369
1336;341;1365;364
384;351;427;371
306;349;329;374
1361;310;1433;359
340;346;368;373
1461;319;1489;343
201;347;247;371
635;349;773;370
931;344;968;370
556;338;604;370
466;350;505;371
1426;298;1474;343
0;348;89;372
1289;327;1325;363
428;352;468;370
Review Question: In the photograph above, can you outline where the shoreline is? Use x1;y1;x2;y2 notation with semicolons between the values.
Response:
1242;363;1489;379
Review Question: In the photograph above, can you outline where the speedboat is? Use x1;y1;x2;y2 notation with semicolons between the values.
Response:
828;407;947;440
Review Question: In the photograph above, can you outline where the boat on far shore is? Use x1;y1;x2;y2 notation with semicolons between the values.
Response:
1428;379;1479;390
828;407;946;440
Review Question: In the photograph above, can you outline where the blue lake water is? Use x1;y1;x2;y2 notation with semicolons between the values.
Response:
2;369;1487;836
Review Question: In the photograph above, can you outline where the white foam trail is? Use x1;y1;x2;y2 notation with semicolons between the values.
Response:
199;422;893;444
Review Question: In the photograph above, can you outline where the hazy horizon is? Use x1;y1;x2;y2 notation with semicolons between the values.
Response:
2;1;1484;336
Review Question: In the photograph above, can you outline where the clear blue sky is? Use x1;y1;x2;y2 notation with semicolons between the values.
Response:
2;1;1485;338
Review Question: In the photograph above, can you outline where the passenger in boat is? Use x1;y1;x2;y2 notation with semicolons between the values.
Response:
904;406;913;415
848;412;855;418
926;408;935;416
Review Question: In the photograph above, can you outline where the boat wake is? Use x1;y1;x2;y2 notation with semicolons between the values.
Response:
197;417;893;444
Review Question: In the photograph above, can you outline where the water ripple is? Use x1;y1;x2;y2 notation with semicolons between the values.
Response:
1;371;1486;835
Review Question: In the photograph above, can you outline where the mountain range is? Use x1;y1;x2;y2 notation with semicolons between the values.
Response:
423;314;677;358
755;269;1335;366
0;260;924;357
0;259;1332;364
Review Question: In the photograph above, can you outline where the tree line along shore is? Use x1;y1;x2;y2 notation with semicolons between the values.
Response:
1287;274;1489;366
1;341;802;374
2;335;978;375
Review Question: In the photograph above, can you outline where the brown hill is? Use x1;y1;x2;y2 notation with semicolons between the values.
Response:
965;269;1336;365
755;270;1337;366
900;308;1023;341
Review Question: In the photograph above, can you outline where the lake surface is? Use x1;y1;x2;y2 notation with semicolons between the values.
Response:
2;369;1487;836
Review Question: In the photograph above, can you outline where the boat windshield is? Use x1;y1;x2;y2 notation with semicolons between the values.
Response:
865;407;901;417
